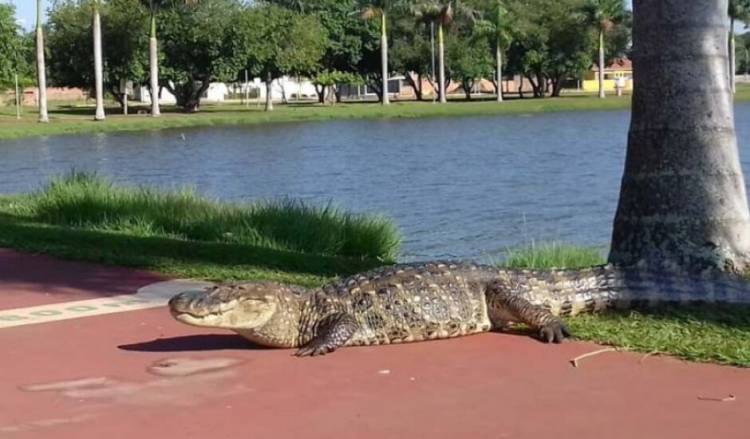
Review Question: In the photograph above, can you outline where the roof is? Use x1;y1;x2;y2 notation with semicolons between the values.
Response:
592;57;633;72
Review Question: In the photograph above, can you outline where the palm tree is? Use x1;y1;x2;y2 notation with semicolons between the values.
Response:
361;0;393;105
144;0;163;117
35;0;49;123
412;2;442;101
92;0;105;121
140;0;199;117
582;0;625;99
484;1;511;103
413;2;473;104
610;0;750;273
729;0;750;93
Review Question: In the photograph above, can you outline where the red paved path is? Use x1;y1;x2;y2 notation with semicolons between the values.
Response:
1;249;749;438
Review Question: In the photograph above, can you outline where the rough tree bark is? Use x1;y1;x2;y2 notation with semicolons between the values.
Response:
598;30;606;99
609;0;750;273
496;44;503;102
149;7;161;117
265;72;274;111
381;12;390;105
438;23;446;104
93;1;105;121
35;0;48;123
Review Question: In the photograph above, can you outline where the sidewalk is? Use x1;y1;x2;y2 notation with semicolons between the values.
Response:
0;248;748;439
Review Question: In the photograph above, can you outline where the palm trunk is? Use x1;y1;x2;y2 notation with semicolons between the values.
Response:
730;18;736;94
438;23;446;104
149;10;161;117
35;0;48;123
265;72;274;111
381;12;390;105
609;0;750;273
93;2;105;121
598;29;605;99
496;42;503;103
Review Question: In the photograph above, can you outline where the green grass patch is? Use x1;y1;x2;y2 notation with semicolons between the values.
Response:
503;241;606;269
0;172;400;285
502;242;750;367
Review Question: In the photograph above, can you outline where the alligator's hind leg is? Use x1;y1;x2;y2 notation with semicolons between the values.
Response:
486;281;571;343
296;313;360;357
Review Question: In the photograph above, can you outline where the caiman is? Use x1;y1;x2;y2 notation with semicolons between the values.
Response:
168;262;750;356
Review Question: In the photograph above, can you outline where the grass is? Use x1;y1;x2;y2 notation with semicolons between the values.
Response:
503;241;606;269
500;243;750;368
2;86;749;141
0;172;400;286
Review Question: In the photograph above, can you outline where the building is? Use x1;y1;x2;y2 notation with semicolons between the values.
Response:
582;58;633;93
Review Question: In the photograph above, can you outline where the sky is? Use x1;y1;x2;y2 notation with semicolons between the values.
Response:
6;0;636;31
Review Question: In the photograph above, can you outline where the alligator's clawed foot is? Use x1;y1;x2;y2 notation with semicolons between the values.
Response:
537;319;571;344
295;343;336;357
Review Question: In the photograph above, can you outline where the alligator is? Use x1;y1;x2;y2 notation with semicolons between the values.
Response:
168;262;750;356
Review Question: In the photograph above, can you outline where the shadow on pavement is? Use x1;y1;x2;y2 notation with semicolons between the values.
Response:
119;334;267;352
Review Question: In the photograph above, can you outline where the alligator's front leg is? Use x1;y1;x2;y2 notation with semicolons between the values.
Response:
296;312;360;357
486;280;571;343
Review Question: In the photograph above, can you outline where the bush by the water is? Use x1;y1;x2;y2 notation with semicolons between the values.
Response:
22;172;400;261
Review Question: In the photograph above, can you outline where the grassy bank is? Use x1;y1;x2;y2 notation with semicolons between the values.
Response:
0;173;400;286
501;244;750;368
2;86;749;141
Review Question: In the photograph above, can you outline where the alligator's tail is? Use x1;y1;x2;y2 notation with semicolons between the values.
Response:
524;265;750;317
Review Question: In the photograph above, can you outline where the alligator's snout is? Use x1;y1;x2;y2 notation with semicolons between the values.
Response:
168;288;239;319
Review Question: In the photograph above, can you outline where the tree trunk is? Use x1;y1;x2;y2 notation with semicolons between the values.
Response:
315;84;325;103
93;2;105;121
405;73;423;101
35;0;48;123
149;10;161;117
609;0;750;274
438;23;446;104
381;13;390;105
463;80;472;100
598;29;606;99
496;42;503;102
730;18;736;94
265;72;274;111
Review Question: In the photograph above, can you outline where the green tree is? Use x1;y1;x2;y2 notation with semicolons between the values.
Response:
158;0;246;112
0;4;23;91
390;7;432;100
581;0;627;99
240;4;327;111
267;0;377;103
610;0;750;273
446;31;493;99
729;0;750;93
737;32;750;79
47;0;148;111
504;0;595;98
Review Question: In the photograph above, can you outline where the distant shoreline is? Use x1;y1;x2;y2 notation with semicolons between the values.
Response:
1;88;749;141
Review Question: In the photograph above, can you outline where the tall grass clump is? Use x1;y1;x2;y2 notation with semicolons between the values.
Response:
503;241;606;269
27;171;400;261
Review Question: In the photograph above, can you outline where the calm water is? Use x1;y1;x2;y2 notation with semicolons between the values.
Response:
2;104;750;261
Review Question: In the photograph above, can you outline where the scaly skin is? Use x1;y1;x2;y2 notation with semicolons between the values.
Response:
168;262;750;356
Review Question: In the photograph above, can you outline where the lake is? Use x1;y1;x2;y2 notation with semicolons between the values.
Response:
2;104;749;261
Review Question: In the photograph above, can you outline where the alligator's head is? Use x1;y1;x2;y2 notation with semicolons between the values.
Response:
168;282;298;331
